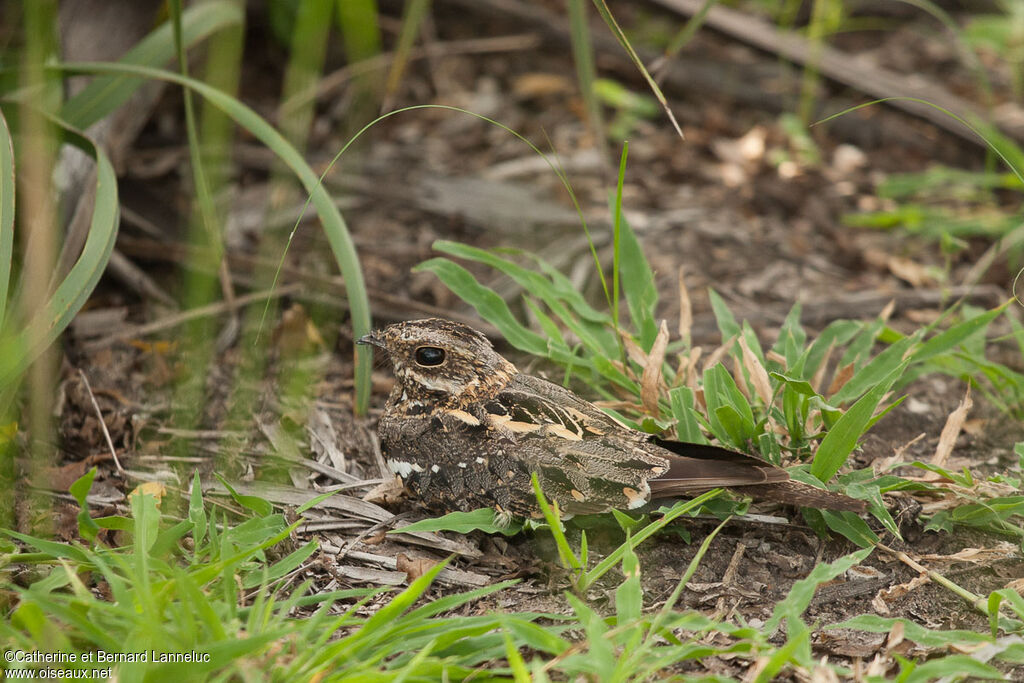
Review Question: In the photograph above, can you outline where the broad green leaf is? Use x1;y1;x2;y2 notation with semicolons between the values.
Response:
241;540;318;588
707;288;740;341
414;258;547;356
391;508;523;536
811;362;907;482
69;467;99;543
703;364;755;447
912;303;1007;364
615;210;658;347
821;510;878;548
796;318;861;379
615;539;643;627
215;474;274;517
668;386;707;444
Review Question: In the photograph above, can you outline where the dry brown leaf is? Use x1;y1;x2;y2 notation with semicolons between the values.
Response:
738;336;772;406
702;336;734;374
810;660;841;683
677;266;692;342
918;542;1016;564
396;553;437;583
274;303;323;354
728;357;751;401
874;574;929;612
36;460;92;492
677;346;702;389
905;308;941;325
810;341;835;394
886;620;906;650
932;385;972;469
1004;577;1024;593
827;361;855;398
362;476;407;505
620;333;648;368
879;299;896;322
641;320;670;417
873;432;927;474
961;418;986;436
887;256;936;287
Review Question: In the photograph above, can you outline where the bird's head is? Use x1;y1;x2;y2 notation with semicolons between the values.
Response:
358;318;517;404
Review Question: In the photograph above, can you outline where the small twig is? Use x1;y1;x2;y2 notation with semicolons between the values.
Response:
335;511;414;563
876;543;1023;632
77;369;124;474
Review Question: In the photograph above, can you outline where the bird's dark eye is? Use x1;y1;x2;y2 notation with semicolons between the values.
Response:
414;346;446;367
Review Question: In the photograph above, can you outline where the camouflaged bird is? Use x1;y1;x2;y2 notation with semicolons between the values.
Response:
358;318;866;519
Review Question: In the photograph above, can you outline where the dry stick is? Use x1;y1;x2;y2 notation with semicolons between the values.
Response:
82;283;302;352
650;0;1024;145
876;542;1023;631
77;369;124;473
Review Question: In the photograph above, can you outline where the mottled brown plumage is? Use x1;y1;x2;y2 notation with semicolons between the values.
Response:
359;318;866;518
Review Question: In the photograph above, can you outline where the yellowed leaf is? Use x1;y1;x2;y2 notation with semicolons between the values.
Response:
932;385;972;469
738;336;772;406
827;361;855;398
129;481;167;507
677;266;692;342
641;321;670;417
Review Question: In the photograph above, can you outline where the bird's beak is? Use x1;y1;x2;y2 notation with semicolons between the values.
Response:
356;332;384;349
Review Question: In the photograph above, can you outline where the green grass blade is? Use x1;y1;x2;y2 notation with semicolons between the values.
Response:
765;547;873;634
568;0;607;158
0;109;13;330
830;334;919;405
0;122;118;387
589;0;683;138
413;257;548;355
279;0;334;150
55;60;374;414
384;0;431;102
60;1;243;129
811;362;908;482
615;208;658;347
912;303;1007;365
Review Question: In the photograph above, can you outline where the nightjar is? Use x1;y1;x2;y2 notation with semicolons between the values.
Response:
358;318;866;518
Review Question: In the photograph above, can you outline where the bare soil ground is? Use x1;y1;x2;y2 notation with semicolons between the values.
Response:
35;1;1024;676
